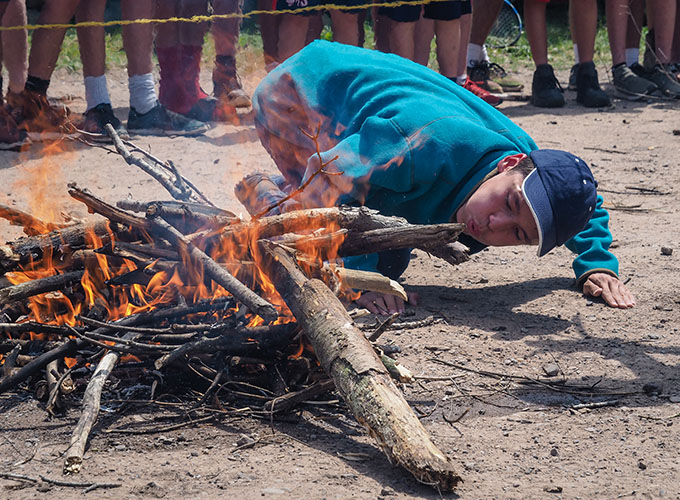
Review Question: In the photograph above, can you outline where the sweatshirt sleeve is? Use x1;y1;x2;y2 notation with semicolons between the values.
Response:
564;194;620;287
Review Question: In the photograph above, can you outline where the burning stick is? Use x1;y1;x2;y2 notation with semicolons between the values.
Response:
259;240;461;491
149;216;278;323
0;221;116;275
0;203;67;236
0;270;84;307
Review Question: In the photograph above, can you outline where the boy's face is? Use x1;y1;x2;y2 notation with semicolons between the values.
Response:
455;154;540;248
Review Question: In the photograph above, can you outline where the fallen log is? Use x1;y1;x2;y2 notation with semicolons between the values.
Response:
259;240;461;491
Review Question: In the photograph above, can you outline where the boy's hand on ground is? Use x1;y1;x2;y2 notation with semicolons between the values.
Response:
582;273;636;308
355;291;419;316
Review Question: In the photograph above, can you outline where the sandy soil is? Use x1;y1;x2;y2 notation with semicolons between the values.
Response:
1;62;679;500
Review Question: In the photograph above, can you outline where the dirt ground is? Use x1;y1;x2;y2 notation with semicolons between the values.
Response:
1;61;679;500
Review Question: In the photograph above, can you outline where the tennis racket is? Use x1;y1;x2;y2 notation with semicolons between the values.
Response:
487;0;523;49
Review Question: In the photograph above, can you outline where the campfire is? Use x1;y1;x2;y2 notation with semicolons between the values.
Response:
0;126;469;491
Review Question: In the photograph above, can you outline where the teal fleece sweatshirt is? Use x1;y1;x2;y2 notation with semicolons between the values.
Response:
253;40;619;285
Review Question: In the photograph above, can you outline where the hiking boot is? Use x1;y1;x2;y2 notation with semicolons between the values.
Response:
0;106;31;151
531;64;565;108
5;89;76;141
575;61;611;108
462;77;503;106
488;62;524;92
80;103;128;141
568;63;578;90
467;60;503;93
213;67;251;108
646;64;680;98
612;63;660;98
127;102;209;136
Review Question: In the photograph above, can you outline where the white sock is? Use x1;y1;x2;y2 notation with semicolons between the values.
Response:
84;75;111;111
128;73;157;115
456;74;467;85
625;48;640;67
573;44;580;64
467;43;484;68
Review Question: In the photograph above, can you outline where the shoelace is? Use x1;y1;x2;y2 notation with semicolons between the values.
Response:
536;69;564;93
487;62;508;79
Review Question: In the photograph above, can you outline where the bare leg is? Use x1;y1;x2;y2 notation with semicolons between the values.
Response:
258;0;280;66
1;0;27;93
27;0;80;81
414;17;434;66
434;19;461;78
389;21;416;60
76;0;107;78
121;0;154;77
524;0;548;67
374;11;391;52
330;11;360;46
469;0;502;46
606;0;628;66
278;14;309;61
213;0;240;57
457;11;471;77
647;0;676;64
569;0;597;64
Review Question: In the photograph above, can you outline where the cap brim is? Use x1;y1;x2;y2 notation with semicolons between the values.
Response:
522;169;556;257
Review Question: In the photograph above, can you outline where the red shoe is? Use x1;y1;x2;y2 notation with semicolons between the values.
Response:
462;77;503;107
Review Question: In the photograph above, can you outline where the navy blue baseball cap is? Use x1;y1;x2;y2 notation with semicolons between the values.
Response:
522;149;598;257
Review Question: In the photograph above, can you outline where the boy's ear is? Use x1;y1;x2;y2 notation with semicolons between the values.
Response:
497;153;528;173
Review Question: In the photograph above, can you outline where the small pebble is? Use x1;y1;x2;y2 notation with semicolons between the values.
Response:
543;363;560;377
661;247;673;256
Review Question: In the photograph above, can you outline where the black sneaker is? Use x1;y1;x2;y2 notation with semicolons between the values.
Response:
575;61;611;108
80;103;128;141
531;64;565;108
646;64;680;98
127;102;209;136
185;97;220;123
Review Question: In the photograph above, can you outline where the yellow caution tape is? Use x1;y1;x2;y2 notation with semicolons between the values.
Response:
0;0;461;32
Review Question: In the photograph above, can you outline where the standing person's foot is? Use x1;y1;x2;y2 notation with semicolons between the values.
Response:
127;102;209;136
575;61;611;108
645;64;680;98
80;103;128;141
467;60;503;93
612;63;660;98
461;77;503;106
487;62;524;92
0;106;31;151
213;69;252;109
531;64;565;108
5;89;77;141
642;29;656;73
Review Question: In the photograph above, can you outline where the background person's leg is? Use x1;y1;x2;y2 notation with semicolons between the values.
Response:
76;0;126;136
213;0;251;108
122;0;208;136
2;0;27;94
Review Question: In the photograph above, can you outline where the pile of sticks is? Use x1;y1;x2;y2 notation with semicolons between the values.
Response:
0;126;468;491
